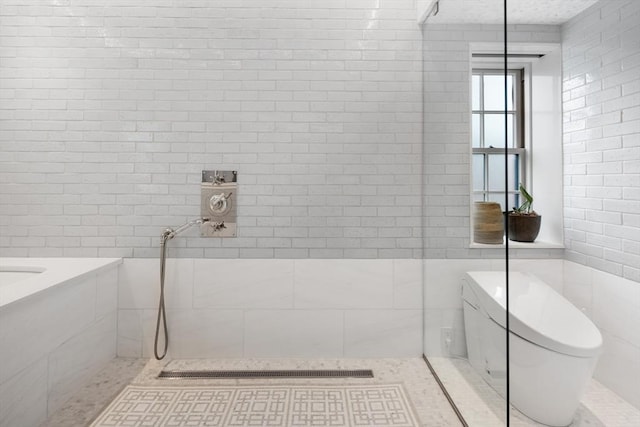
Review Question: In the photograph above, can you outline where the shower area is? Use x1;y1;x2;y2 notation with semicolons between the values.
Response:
1;0;639;426
420;0;640;425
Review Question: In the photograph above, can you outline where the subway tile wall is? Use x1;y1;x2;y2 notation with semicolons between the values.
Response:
562;0;640;282
0;0;423;258
4;0;633;268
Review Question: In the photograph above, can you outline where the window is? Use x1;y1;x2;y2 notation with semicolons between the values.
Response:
469;44;564;247
472;69;525;212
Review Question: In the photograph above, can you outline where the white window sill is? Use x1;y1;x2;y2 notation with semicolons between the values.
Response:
469;238;564;249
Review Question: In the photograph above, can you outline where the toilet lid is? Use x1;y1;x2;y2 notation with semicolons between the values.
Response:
465;271;602;358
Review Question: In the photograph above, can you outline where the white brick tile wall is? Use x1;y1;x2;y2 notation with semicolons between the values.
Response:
0;0;423;258
2;0;634;270
562;0;640;282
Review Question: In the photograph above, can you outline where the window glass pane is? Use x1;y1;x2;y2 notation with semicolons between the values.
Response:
472;114;481;147
472;75;481;110
488;154;505;191
512;193;521;212
508;154;519;192
483;113;514;148
483;74;514;111
472;154;485;191
487;192;517;213
488;154;519;192
473;193;485;202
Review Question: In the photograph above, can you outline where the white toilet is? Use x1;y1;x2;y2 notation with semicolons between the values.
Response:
462;271;602;427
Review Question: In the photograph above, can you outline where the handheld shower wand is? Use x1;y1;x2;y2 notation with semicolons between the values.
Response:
155;217;209;360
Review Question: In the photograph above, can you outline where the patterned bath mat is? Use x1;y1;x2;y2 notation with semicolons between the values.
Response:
90;384;419;427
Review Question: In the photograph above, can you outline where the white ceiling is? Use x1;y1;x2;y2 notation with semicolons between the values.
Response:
421;0;600;25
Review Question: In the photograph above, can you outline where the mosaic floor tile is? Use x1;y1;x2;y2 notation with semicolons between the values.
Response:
90;384;419;427
428;357;640;427
44;357;640;427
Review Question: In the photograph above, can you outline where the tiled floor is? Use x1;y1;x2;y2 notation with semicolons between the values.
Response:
42;357;640;427
42;358;461;427
40;358;148;427
429;357;640;427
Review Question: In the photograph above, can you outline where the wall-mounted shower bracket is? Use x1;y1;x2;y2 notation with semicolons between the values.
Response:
201;170;237;237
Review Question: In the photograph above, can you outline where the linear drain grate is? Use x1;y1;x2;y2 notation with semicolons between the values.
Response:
158;369;374;379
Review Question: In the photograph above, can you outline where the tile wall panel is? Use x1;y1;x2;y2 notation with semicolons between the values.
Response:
562;0;640;282
0;0;423;258
117;258;423;358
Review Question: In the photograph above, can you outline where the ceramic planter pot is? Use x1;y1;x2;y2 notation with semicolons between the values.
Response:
507;213;541;242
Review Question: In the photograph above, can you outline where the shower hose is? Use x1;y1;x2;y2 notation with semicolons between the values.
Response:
154;218;208;360
154;228;172;360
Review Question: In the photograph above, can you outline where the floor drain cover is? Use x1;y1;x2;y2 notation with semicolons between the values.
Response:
158;369;374;379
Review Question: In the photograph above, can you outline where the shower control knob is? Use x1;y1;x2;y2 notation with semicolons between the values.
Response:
209;192;232;215
201;172;237;237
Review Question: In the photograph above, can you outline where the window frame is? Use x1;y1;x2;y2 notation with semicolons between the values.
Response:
472;68;526;211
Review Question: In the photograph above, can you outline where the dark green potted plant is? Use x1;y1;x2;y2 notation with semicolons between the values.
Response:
507;184;541;242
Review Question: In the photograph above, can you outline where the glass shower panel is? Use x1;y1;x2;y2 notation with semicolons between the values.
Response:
421;2;509;425
423;2;635;425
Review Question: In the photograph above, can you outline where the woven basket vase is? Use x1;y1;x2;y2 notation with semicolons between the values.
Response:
473;202;504;244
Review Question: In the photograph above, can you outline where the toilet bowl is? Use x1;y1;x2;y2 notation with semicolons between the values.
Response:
462;271;602;427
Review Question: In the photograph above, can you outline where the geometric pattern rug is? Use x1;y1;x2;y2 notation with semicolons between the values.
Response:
90;384;419;427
